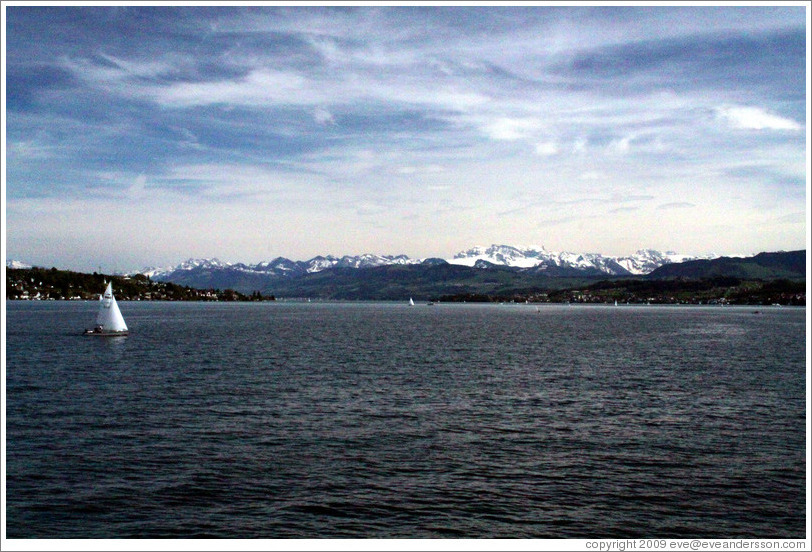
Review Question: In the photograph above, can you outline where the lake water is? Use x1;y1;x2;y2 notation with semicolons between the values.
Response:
4;301;807;538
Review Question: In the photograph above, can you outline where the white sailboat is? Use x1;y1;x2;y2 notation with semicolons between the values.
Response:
409;297;415;306
84;282;129;336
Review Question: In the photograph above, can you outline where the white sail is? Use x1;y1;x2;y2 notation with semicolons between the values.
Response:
409;297;415;306
95;282;128;332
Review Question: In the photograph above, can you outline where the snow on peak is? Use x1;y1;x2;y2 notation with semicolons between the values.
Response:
178;258;232;270
6;260;33;269
448;244;714;275
139;257;232;278
451;244;549;268
305;256;340;273
138;245;716;280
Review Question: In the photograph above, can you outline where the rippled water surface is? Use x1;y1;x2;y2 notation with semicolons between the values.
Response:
5;301;807;538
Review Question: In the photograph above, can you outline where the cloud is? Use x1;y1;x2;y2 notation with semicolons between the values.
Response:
397;165;444;175
610;193;655;203
5;6;807;269
356;201;389;217
313;106;336;125
774;211;805;224
7;138;57;160
715;105;802;131
127;174;148;200
480;117;543;141
538;213;600;227
535;141;560;156
571;138;589;154
608;136;631;154
61;52;177;85
657;202;695;210
579;171;604;181
151;68;315;108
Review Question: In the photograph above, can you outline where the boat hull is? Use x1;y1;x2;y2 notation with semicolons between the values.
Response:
83;329;129;337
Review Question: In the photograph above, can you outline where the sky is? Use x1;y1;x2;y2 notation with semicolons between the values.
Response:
3;3;809;273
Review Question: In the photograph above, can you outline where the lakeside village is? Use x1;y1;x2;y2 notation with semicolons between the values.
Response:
6;267;806;306
6;269;274;302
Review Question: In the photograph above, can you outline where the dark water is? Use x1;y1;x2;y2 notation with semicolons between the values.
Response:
5;301;807;538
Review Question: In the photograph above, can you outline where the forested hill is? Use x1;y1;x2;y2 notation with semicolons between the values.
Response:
647;250;805;279
6;267;273;301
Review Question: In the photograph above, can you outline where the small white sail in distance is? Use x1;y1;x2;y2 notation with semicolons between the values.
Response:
96;281;128;332
409;297;415;306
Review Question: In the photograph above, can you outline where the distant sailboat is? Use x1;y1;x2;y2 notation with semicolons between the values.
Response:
84;282;129;336
409;297;415;306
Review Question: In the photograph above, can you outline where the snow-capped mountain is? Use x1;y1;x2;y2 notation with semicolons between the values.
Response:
303;256;338;273
140;258;233;278
140;253;423;281
139;245;714;282
449;245;548;268
613;249;704;275
334;254;420;270
446;245;714;275
6;260;33;269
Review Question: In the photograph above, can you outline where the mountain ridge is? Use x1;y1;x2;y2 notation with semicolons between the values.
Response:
7;250;805;303
138;244;718;281
648;250;806;280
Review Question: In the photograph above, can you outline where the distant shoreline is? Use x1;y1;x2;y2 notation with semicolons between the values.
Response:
6;298;805;308
6;266;806;306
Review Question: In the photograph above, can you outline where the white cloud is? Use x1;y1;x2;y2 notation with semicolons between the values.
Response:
608;136;632;154
610;206;640;214
153;68;314;108
397;164;444;175
127;174;148;200
153;163;318;200
7;139;57;160
657;202;696;210
580;171;603;181
356;201;389;217
716;105;802;131
314;106;336;125
572;138;589;154
8;7;807;267
481;117;542;141
62;53;176;84
535;141;560;156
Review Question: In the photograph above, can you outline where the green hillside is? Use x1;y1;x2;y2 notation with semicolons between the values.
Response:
648;250;806;280
6;267;272;301
259;263;598;301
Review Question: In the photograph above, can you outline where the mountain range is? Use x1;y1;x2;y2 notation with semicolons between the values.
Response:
129;245;733;298
139;245;713;282
7;246;805;301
